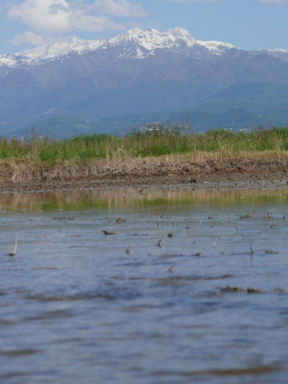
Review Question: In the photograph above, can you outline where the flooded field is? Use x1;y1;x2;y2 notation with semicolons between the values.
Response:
1;189;288;384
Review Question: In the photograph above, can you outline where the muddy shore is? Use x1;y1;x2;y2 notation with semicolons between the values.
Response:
1;152;288;193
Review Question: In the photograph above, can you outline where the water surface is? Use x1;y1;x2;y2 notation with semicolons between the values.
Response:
1;189;288;384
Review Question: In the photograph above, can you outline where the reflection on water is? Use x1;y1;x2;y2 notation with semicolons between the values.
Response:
1;189;288;383
1;188;288;212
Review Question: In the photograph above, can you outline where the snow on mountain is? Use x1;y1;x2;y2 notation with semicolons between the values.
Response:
0;27;238;67
0;55;18;67
257;48;288;62
21;37;102;63
197;40;236;55
109;28;196;51
106;27;199;58
1;27;287;69
0;36;102;67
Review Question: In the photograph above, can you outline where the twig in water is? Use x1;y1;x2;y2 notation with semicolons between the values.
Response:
249;239;254;266
9;234;18;257
249;240;254;255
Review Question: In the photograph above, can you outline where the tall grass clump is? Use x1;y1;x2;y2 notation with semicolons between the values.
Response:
1;125;288;164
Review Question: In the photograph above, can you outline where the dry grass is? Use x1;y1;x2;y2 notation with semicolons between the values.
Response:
1;150;288;184
1;126;288;185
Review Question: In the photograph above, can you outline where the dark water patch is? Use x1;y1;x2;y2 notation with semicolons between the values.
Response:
220;286;245;293
154;365;279;377
118;262;146;267
189;301;223;315
25;293;116;302
152;276;197;287
0;318;14;326
25;287;142;303
23;309;74;321
54;337;83;344
0;349;41;358
32;267;59;271
273;288;288;293
152;274;233;288
111;275;146;281
128;233;149;237
205;274;234;281
123;304;169;313
0;372;29;380
160;253;184;259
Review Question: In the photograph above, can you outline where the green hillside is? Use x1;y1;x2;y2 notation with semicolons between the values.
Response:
8;82;288;139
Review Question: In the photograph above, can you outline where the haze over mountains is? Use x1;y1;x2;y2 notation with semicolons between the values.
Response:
1;27;288;138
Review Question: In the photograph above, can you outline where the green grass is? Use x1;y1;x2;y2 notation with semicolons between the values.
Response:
1;126;288;164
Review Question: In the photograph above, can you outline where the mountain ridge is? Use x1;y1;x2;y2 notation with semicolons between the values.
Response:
1;27;288;68
0;27;288;137
0;27;240;67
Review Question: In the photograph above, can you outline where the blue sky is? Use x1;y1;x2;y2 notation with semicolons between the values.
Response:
0;0;288;55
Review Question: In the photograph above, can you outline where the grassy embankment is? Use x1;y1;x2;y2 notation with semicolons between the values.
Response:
1;126;288;163
1;126;288;184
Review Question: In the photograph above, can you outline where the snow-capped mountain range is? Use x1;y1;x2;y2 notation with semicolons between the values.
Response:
0;27;238;66
0;27;288;137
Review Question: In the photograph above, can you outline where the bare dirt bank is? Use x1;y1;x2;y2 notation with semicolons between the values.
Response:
1;152;288;193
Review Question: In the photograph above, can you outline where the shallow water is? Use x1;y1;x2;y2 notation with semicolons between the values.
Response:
1;189;288;384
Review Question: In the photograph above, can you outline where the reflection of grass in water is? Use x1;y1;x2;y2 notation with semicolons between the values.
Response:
233;193;288;205
42;199;61;212
130;192;288;210
1;189;288;213
41;198;109;212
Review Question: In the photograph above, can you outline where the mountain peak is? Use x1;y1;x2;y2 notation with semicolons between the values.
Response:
109;27;197;58
168;27;194;39
111;27;195;46
0;27;237;67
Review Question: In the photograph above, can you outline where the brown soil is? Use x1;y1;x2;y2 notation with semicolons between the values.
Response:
1;152;288;193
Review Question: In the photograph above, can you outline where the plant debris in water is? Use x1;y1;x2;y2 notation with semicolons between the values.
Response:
220;286;262;294
102;230;119;235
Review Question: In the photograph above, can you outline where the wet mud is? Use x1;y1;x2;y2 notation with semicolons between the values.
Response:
1;153;288;193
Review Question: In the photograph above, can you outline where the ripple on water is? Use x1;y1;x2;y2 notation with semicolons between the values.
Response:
153;365;280;378
1;189;288;384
